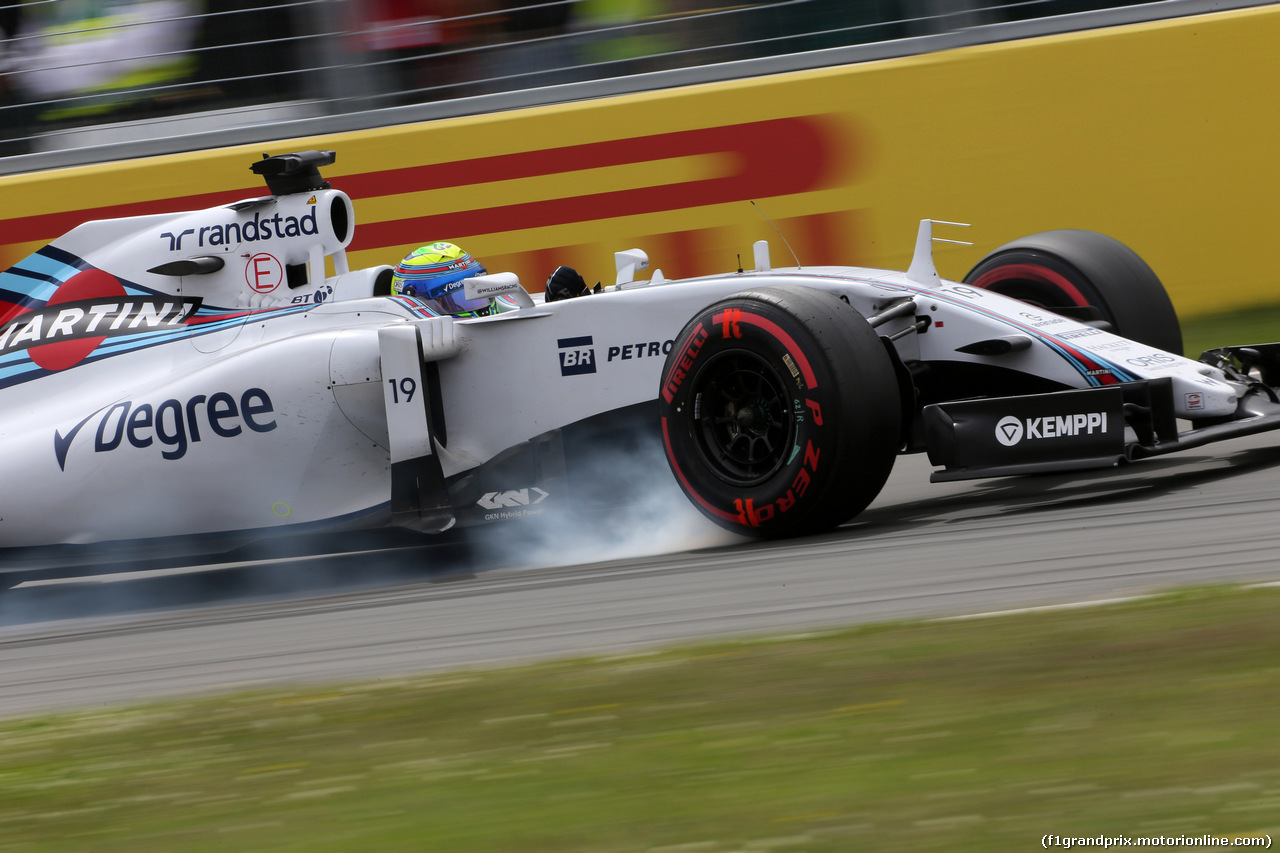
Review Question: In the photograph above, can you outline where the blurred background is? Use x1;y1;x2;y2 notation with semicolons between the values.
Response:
0;0;1259;173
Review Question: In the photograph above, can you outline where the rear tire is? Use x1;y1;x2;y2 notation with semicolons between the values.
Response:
964;229;1182;355
659;286;901;538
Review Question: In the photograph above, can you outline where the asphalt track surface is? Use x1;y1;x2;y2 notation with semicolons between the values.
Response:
4;433;1280;719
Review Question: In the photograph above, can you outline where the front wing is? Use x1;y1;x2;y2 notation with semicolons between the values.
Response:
924;356;1280;482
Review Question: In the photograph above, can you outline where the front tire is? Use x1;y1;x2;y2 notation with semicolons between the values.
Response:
963;229;1182;355
659;286;901;539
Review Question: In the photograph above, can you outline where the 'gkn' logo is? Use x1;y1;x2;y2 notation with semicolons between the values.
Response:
558;335;596;376
477;488;549;509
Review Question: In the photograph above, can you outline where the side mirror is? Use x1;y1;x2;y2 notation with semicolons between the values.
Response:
463;272;534;310
614;248;649;286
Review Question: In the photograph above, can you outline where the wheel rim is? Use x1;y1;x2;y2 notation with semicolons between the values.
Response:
688;349;795;486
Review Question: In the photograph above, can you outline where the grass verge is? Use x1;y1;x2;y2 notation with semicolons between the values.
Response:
1181;303;1280;359
3;585;1280;852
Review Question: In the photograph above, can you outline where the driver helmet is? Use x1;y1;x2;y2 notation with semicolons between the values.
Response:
392;242;489;315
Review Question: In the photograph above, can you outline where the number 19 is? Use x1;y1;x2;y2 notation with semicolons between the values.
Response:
388;377;417;403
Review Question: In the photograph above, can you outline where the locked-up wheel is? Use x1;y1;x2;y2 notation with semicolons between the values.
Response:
659;285;902;539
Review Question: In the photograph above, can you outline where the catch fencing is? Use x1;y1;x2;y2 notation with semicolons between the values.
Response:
0;0;1267;173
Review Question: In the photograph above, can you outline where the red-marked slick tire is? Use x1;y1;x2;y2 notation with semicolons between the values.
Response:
963;229;1182;355
658;286;901;539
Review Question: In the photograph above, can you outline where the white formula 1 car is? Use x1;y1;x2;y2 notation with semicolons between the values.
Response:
1;151;1275;568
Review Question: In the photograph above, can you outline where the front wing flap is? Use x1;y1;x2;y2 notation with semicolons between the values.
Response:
921;378;1280;482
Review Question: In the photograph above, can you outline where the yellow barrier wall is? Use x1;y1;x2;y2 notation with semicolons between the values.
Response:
2;5;1278;318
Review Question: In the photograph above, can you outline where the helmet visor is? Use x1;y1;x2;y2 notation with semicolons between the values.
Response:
426;265;488;314
431;283;490;315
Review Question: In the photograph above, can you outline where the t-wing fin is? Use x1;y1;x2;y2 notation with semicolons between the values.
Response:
905;219;972;287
